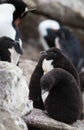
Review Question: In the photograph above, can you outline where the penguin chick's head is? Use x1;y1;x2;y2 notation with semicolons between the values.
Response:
40;47;77;77
1;0;28;24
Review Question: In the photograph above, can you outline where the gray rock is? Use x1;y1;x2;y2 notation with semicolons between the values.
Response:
0;61;33;116
19;59;37;85
0;107;28;130
27;0;84;29
24;108;84;130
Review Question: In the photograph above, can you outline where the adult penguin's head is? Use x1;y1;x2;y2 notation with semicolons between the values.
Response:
1;0;29;25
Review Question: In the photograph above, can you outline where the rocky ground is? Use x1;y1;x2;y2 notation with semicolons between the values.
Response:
21;44;41;62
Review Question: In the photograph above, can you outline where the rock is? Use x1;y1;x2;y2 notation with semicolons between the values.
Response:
19;59;37;85
24;108;84;130
0;61;33;116
23;0;36;10
19;14;40;42
0;107;28;130
29;0;84;29
72;120;84;130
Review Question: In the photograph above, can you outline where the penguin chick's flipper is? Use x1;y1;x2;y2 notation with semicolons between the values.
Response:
29;55;45;110
40;68;82;124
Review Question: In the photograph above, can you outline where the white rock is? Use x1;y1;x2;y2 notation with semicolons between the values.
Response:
0;107;28;130
19;59;37;85
0;61;33;116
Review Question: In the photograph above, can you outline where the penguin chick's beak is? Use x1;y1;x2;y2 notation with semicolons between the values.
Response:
14;18;20;26
40;51;48;56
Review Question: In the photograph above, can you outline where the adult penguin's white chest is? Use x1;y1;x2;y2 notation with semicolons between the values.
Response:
0;22;16;41
0;4;16;40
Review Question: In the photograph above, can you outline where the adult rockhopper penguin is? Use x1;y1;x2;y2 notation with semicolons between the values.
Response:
0;0;29;64
38;19;84;72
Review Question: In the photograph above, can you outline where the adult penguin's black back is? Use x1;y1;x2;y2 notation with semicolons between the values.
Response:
29;48;80;110
40;68;82;124
58;27;84;72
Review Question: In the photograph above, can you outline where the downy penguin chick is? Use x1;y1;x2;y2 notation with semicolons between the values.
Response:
40;68;82;124
29;48;80;110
